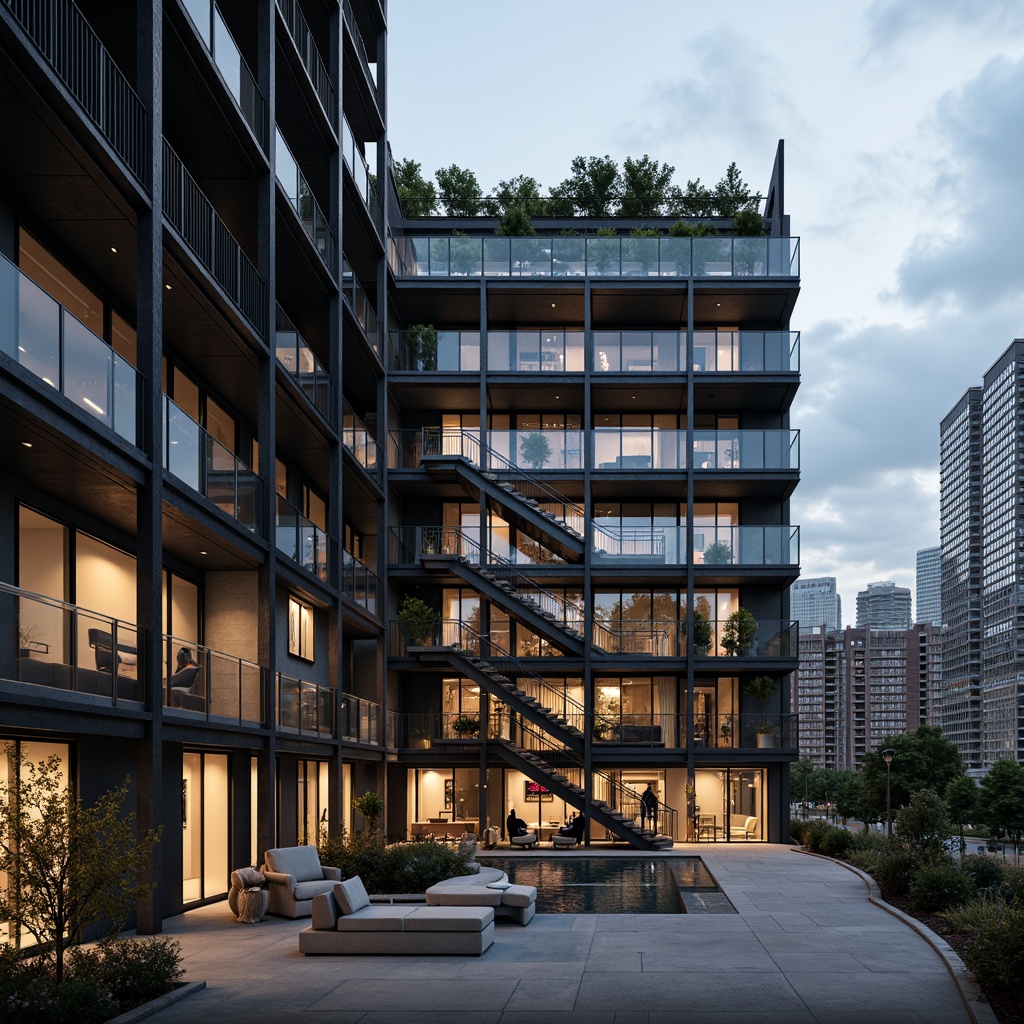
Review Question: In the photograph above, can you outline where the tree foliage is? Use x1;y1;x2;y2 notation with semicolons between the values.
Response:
713;161;755;216
496;205;536;237
435;164;484;216
978;758;1024;859
945;775;979;861
558;155;620;217
672;178;716;217
393;157;436;216
894;788;951;863
619;155;675;217
486;175;546;218
0;745;160;981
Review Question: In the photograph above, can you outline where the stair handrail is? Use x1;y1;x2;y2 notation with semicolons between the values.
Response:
446;619;586;728
507;719;678;840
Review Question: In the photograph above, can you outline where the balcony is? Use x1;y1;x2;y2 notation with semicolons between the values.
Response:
693;430;800;471
341;259;380;357
162;140;267;335
275;126;336;276
694;331;800;373
2;582;141;705
342;400;381;480
0;252;140;446
275;305;335;425
342;0;379;100
340;552;378;615
593;525;799;567
4;0;148;184
592;618;798;659
277;673;333;736
388;235;800;279
340;692;382;744
489;430;584;471
163;633;262;723
163;395;262;531
487;330;584;372
389;330;481;372
179;0;265;146
277;0;334;122
275;494;329;581
341;114;382;235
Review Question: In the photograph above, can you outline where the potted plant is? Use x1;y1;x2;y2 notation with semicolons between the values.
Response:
451;715;480;737
721;606;757;656
397;594;439;646
702;540;733;565
746;674;777;748
519;431;552;470
406;324;438;370
691;605;714;655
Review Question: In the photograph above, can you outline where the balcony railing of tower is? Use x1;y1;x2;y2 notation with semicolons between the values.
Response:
389;330;482;372
180;0;266;146
591;618;798;658
275;127;337;277
3;582;142;706
277;0;334;122
163;632;263;724
693;331;800;373
275;494;330;581
341;258;381;356
387;427;586;537
341;400;381;479
277;673;334;736
341;692;382;744
691;430;800;471
388;234;799;279
4;0;149;184
341;114;383;235
162;140;267;336
163;395;263;532
340;551;378;615
593;525;798;566
1;252;141;446
275;305;336;425
342;0;379;95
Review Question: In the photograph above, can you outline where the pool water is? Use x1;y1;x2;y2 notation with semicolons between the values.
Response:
483;856;718;914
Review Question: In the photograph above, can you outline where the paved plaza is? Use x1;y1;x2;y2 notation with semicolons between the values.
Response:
142;846;992;1024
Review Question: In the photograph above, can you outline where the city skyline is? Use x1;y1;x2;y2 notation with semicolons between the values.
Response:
387;0;1024;604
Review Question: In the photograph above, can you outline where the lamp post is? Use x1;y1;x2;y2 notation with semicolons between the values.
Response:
882;748;895;837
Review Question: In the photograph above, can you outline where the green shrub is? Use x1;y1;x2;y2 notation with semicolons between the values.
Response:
819;827;857;860
966;900;1024;1012
873;849;921;897
961;853;1004;892
0;944;117;1024
803;820;832;853
997;864;1024;904
846;850;881;874
943;892;1007;935
909;863;975;913
789;819;809;845
319;831;471;894
67;938;183;1011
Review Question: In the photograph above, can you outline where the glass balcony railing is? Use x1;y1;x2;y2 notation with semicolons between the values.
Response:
593;430;686;470
694;331;800;373
5;0;148;184
593;525;799;566
162;140;267;335
277;0;334;120
163;633;262;723
591;618;797;658
488;430;584;471
2;582;142;704
488;330;584;372
341;259;380;356
388;235;800;279
163;395;262;531
593;331;683;372
275;126;336;276
340;553;378;615
342;114;382;234
342;400;381;477
275;305;335;424
341;692;382;744
342;0;379;95
389;330;481;372
180;0;265;145
275;494;329;580
0;252;140;445
693;430;800;471
277;673;334;736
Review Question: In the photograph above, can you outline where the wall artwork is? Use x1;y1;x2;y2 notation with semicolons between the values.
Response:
444;778;454;809
182;779;188;828
524;780;553;802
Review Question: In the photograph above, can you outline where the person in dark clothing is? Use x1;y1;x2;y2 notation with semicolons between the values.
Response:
556;814;586;844
640;783;659;831
506;808;527;839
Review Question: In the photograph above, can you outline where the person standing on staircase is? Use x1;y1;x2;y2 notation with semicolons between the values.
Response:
640;783;659;833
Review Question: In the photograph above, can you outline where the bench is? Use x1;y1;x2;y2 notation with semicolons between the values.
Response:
300;877;494;955
425;866;536;925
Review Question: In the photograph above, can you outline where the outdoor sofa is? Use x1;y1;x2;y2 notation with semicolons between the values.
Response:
425;865;536;925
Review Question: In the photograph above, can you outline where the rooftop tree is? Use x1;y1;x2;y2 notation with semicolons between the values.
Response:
393;157;436;216
435;164;484;216
486;175;546;218
713;161;755;216
558;155;620;217
619;155;675;217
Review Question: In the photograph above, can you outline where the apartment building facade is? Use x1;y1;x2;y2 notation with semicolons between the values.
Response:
791;575;842;632
0;0;800;938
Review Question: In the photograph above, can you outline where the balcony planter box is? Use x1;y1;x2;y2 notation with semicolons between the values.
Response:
756;732;775;749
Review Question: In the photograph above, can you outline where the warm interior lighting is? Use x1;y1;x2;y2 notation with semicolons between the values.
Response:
165;283;172;290
82;397;106;415
110;246;118;253
21;441;32;448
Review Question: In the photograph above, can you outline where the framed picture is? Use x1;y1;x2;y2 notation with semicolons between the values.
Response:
288;596;314;660
524;780;553;802
182;779;188;828
444;778;454;809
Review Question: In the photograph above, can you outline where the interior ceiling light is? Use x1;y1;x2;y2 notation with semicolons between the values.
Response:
110;246;118;253
200;550;207;555
550;302;556;308
165;283;172;290
21;441;33;448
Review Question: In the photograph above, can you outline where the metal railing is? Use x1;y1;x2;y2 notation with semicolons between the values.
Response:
342;0;378;94
162;140;267;335
163;632;262;723
4;0;149;184
179;0;265;145
275;126;336;276
2;582;142;705
275;304;335;424
340;552;378;615
277;672;334;735
275;494;329;580
342;400;381;478
592;524;798;566
487;329;585;372
340;692;381;744
389;330;481;372
694;712;799;750
692;430;800;471
591;618;798;658
341;258;380;356
694;330;800;373
0;251;140;445
277;0;334;120
341;113;382;234
163;395;262;531
388;235;800;279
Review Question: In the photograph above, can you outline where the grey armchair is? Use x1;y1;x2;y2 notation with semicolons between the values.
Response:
260;845;342;918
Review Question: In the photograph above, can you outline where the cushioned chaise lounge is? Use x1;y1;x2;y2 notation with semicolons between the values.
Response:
425;865;537;925
299;876;494;955
261;846;342;918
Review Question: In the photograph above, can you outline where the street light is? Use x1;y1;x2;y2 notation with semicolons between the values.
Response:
882;748;895;837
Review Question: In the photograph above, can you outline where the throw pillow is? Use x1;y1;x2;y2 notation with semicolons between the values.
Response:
334;875;370;915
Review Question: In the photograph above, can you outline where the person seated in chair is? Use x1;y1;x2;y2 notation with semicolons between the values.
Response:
506;808;528;839
175;647;199;674
556;814;586;844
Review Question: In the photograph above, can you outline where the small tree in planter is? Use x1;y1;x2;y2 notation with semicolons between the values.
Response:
519;431;552;470
406;324;438;370
691;605;714;654
451;715;481;738
721;607;757;656
397;594;439;646
702;540;733;565
353;790;385;844
746;675;777;744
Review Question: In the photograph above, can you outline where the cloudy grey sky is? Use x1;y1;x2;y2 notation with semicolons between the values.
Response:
386;0;1024;623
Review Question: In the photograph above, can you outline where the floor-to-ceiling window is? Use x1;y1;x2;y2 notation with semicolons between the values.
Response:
181;751;229;904
693;768;765;841
297;759;329;846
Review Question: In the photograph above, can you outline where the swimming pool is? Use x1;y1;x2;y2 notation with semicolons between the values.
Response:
483;856;719;914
